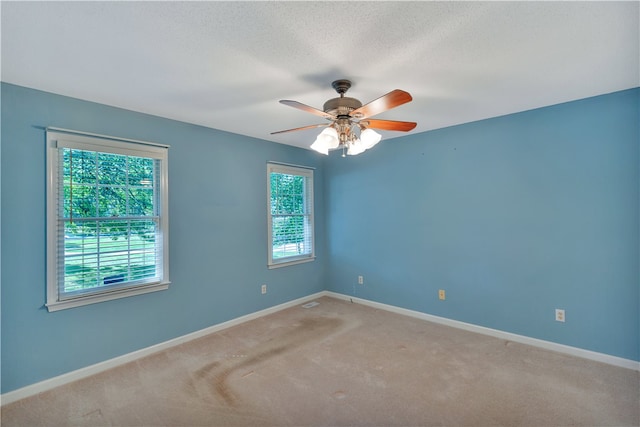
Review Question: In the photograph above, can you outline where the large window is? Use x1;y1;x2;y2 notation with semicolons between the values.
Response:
46;129;169;311
267;163;314;268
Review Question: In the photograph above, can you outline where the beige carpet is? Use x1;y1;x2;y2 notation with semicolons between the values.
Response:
2;296;639;426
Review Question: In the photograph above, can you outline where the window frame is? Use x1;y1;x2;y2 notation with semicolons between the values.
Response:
46;129;170;312
267;162;315;268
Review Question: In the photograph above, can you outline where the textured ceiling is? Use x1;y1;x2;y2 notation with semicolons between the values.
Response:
2;1;638;150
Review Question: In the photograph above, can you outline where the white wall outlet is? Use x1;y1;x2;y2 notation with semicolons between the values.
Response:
261;284;267;294
555;309;565;322
358;275;364;285
438;289;446;300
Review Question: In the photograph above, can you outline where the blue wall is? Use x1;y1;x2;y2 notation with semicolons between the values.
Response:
2;83;638;394
0;83;326;393
325;88;639;361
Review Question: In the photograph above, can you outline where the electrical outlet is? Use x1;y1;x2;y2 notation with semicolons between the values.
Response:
358;275;364;285
439;289;446;300
555;309;565;322
261;284;267;294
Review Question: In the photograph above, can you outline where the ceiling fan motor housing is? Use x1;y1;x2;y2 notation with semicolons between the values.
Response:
323;97;362;117
324;79;363;118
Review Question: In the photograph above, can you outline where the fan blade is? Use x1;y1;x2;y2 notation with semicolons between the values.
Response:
350;89;413;119
363;119;417;132
279;100;335;119
271;123;329;135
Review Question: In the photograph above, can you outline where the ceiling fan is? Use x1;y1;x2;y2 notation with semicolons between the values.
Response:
271;79;417;156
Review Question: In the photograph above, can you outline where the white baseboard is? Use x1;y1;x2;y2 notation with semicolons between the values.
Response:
325;291;640;372
3;290;638;406
0;292;325;406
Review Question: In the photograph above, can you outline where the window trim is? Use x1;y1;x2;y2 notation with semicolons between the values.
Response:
46;129;170;312
267;162;315;269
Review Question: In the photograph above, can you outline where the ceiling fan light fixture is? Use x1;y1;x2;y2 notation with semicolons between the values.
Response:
310;140;329;155
347;139;366;156
360;128;382;149
321;127;340;149
310;127;339;155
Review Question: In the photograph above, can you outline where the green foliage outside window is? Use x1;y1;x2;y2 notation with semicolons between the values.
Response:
61;148;159;292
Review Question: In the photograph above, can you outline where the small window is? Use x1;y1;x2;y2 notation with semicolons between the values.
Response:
267;163;315;268
46;129;169;311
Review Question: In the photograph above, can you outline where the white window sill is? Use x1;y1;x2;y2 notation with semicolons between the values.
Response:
268;257;315;269
46;282;170;312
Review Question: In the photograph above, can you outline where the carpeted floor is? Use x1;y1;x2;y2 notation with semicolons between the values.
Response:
2;296;639;426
